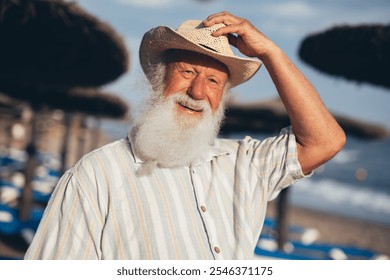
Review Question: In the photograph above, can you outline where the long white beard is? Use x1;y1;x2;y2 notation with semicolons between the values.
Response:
129;91;226;173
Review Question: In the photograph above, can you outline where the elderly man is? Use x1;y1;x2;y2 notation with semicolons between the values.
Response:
25;12;345;260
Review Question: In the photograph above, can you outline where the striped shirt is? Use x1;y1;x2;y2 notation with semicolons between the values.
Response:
24;127;308;260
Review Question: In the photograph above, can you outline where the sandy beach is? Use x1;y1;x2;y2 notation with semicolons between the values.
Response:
266;201;390;258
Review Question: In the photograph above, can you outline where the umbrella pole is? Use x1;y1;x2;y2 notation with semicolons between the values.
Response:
76;115;87;160
91;118;102;150
276;187;290;251
60;113;72;175
19;112;38;222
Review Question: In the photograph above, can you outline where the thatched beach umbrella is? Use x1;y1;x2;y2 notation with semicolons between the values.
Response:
221;98;389;140
41;87;129;170
0;0;130;223
294;24;390;252
6;86;130;168
0;0;129;91
298;24;390;89
1;87;129;119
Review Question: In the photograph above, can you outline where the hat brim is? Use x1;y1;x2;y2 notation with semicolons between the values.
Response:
139;26;262;88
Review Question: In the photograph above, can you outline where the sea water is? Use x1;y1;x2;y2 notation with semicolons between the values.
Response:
290;137;390;226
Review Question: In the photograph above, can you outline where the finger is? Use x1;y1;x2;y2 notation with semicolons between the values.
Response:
211;24;243;37
205;11;229;21
203;11;241;27
203;11;230;24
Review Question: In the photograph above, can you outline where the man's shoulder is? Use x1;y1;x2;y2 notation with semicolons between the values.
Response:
214;135;288;155
87;138;130;157
216;128;294;149
71;138;132;170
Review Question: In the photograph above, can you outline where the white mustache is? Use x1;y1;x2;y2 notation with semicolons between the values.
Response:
172;93;210;113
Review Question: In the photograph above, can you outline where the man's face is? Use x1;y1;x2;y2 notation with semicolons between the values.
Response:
130;51;229;169
163;51;229;116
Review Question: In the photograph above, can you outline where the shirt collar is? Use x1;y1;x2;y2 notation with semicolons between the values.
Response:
191;140;230;166
126;136;143;164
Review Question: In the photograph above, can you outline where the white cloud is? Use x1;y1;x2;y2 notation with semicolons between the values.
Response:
115;0;173;8
249;1;318;37
261;1;316;19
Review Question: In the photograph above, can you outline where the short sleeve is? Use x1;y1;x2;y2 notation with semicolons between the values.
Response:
243;126;312;201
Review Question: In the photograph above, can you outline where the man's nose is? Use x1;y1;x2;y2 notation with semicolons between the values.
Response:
187;76;207;100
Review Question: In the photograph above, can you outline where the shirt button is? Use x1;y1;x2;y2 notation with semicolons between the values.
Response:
200;205;207;212
214;247;221;254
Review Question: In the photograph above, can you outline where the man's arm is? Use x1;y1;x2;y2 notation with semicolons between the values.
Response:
203;11;346;174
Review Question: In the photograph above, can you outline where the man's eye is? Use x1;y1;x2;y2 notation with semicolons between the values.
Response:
208;78;218;85
179;69;195;78
183;70;194;75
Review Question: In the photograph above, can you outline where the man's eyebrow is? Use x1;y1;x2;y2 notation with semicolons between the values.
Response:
175;62;195;69
174;63;187;69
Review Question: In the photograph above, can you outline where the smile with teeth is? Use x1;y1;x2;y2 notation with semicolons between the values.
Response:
177;101;204;113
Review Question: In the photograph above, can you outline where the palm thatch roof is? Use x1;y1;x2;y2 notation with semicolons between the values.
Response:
221;99;389;140
0;0;129;91
299;24;390;89
0;87;129;119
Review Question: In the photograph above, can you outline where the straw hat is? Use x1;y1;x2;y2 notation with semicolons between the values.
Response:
139;20;262;88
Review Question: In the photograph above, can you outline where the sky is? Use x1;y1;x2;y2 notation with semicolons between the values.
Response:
77;0;390;130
